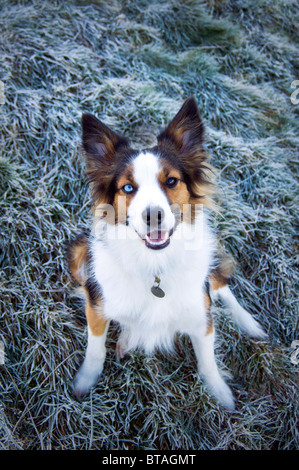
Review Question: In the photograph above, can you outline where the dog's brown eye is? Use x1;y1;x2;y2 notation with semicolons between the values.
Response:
166;177;178;188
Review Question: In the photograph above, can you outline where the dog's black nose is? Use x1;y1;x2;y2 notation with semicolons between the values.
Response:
142;205;165;228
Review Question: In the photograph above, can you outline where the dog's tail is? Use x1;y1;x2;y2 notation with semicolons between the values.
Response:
209;253;267;339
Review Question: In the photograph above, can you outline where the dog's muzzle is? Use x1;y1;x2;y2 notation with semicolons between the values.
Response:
141;205;173;250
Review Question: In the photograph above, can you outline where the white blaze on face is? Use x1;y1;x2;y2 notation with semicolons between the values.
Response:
128;152;175;248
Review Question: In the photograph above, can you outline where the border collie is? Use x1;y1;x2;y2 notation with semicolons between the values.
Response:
67;97;266;410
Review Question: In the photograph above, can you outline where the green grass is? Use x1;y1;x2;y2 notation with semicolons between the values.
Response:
0;0;298;450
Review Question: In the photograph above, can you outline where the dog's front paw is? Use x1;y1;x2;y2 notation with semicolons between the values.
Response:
202;372;235;411
209;379;235;412
73;362;103;401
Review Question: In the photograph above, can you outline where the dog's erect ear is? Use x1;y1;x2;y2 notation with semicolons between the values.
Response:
157;98;213;208
157;97;204;154
81;113;128;165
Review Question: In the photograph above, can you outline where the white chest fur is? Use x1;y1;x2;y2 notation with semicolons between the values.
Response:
90;215;215;353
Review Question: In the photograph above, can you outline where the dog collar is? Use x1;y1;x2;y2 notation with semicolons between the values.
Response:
151;276;165;298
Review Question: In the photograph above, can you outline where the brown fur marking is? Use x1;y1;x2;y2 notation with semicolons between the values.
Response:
113;165;138;223
85;296;108;336
206;318;214;336
209;250;235;291
116;165;136;190
210;274;228;290
204;291;214;336
158;164;190;208
67;233;89;284
68;233;108;336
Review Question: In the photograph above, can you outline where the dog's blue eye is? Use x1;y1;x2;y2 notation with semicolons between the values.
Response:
122;184;134;194
166;177;178;188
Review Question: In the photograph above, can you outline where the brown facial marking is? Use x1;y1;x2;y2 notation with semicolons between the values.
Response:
157;161;198;225
158;162;190;208
113;165;138;224
92;164;138;226
113;193;131;224
116;165;136;191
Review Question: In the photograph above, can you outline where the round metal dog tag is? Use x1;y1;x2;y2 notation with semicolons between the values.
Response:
151;285;165;298
151;276;165;298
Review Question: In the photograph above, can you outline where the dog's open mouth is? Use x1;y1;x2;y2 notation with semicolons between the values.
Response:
143;229;173;250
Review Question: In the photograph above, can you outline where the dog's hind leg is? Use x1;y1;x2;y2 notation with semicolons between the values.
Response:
209;266;267;339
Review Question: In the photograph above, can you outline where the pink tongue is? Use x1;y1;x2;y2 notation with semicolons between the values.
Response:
148;231;167;242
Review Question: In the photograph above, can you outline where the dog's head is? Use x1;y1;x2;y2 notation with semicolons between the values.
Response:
81;97;213;250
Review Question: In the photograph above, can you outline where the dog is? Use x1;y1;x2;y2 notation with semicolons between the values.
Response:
67;97;266;410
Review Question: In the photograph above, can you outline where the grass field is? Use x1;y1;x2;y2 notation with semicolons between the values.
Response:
0;0;298;450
